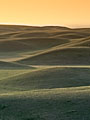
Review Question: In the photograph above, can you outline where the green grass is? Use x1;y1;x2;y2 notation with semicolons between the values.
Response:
0;86;90;120
0;67;90;92
0;67;90;120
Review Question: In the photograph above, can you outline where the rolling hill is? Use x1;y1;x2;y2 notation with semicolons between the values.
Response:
0;25;90;120
0;67;90;91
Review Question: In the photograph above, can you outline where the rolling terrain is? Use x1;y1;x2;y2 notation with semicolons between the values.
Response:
0;25;90;120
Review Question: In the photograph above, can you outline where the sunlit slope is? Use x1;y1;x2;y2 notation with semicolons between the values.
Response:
0;67;90;91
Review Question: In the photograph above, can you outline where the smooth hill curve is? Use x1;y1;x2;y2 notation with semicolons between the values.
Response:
0;67;90;91
18;36;90;65
0;61;31;69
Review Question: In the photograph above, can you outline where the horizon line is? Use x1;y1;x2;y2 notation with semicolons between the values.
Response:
0;23;90;29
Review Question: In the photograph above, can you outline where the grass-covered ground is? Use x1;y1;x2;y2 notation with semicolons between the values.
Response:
0;67;90;92
0;25;90;120
0;67;90;120
0;86;90;120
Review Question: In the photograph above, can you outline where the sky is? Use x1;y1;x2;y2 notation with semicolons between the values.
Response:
0;0;90;28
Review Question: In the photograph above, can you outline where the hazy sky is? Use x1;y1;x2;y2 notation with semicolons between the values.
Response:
0;0;90;27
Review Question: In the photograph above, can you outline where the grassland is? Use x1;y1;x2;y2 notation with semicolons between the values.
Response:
0;25;90;120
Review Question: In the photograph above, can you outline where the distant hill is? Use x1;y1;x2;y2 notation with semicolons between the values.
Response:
0;25;90;65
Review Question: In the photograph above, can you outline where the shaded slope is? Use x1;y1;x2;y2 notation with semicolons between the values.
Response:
0;25;90;53
0;61;30;69
18;47;90;65
0;86;90;120
0;67;90;91
0;25;90;63
0;38;69;52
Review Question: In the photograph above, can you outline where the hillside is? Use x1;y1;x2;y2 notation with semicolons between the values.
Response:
0;67;90;92
0;25;90;120
0;25;90;63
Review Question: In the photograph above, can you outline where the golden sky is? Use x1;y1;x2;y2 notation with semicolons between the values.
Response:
0;0;90;27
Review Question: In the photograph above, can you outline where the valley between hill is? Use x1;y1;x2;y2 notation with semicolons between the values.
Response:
0;25;90;120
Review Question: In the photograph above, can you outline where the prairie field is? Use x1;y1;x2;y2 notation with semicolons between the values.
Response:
0;25;90;120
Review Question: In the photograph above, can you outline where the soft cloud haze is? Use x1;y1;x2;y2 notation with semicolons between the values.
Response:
0;0;90;27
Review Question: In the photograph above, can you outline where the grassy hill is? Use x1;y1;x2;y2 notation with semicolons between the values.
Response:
0;25;90;120
18;47;90;65
0;67;90;92
0;86;90;120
